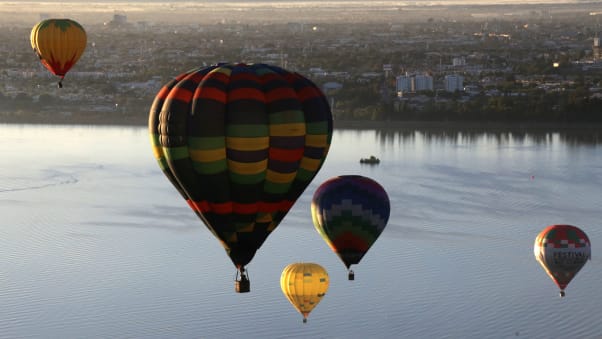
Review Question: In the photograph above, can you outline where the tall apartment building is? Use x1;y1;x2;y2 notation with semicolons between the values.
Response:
396;74;412;93
413;74;434;91
396;73;433;94
444;74;464;92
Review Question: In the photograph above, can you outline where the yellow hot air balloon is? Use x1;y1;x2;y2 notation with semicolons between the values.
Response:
30;18;87;88
280;263;329;323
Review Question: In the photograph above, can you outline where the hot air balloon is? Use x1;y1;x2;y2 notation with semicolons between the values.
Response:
534;224;591;297
149;63;332;293
312;175;390;280
30;18;87;88
280;262;329;323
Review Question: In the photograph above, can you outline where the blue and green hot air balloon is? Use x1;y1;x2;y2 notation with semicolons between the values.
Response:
311;175;390;280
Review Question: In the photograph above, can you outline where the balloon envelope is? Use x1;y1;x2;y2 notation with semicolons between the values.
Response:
534;224;591;296
311;175;390;273
149;63;332;277
280;262;329;323
30;18;87;86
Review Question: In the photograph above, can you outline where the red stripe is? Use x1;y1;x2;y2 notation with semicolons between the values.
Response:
266;87;297;102
297;86;324;102
203;70;230;84
269;147;304;162
43;59;65;76
166;87;193;103
333;232;370;252
188;200;294;214
228;88;265;102
194;86;227;103
155;86;172;100
230;72;260;82
186;72;207;83
260;72;281;83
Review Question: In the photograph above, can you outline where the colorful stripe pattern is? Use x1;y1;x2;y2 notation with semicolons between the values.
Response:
534;224;591;291
280;262;329;322
311;175;390;269
149;63;333;269
30;18;87;78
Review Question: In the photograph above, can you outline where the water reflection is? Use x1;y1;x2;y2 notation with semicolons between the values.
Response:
369;128;602;147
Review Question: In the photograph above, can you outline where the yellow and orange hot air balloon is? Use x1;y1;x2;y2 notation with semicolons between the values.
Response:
30;18;87;88
280;263;329;323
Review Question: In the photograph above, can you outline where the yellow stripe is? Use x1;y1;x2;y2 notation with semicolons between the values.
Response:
267;221;278;231
270;123;306;137
305;134;329;147
227;136;269;151
225;232;238;242
210;66;232;77
190;148;226;162
266;170;296;184
151;145;164;159
300;157;323;172
30;23;39;49
237;223;255;232
228;159;267;175
256;213;273;223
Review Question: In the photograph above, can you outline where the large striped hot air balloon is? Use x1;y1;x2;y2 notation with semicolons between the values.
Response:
534;224;591;297
149;63;333;293
30;18;87;88
312;175;390;280
280;262;329;323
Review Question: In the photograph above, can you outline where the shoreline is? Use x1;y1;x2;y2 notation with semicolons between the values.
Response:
2;116;602;131
332;120;602;131
0;114;602;132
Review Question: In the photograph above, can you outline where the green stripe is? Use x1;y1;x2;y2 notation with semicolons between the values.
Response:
156;158;169;171
324;215;380;243
193;159;227;174
229;172;265;185
296;168;317;181
227;124;268;137
188;136;225;150
306;121;330;135
269;110;305;124
164;146;189;161
150;133;161;147
264;181;292;194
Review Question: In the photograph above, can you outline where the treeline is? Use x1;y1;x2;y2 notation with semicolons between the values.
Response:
332;85;602;123
395;92;602;123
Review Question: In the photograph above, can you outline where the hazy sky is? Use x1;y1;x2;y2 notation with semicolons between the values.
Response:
1;0;598;26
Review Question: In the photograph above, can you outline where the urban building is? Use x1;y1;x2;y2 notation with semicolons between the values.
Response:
396;73;433;94
453;57;466;67
414;74;434;91
396;74;412;94
444;74;464;92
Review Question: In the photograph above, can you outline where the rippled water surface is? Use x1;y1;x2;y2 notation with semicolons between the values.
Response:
1;124;601;338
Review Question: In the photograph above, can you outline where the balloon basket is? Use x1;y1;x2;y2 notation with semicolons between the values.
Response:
235;269;250;293
348;270;354;280
235;279;250;293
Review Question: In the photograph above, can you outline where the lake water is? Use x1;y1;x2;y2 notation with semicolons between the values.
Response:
1;123;601;338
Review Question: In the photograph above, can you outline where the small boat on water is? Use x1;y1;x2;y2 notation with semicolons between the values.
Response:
360;155;380;164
